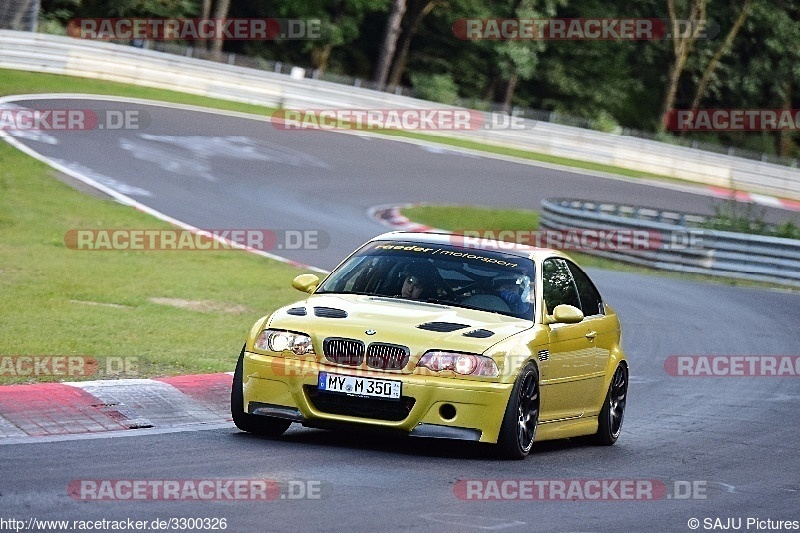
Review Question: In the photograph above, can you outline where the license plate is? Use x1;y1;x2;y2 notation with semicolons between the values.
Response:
318;372;401;401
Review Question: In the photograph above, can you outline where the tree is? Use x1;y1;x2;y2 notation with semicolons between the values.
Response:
208;0;231;57
495;0;565;112
723;1;800;156
658;0;706;132
688;0;751;112
269;0;390;74
98;0;197;17
373;0;406;86
386;0;437;87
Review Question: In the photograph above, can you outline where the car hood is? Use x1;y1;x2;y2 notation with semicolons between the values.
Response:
266;293;532;359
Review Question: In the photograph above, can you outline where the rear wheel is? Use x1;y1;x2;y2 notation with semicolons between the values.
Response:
593;363;628;445
496;362;539;459
231;346;291;437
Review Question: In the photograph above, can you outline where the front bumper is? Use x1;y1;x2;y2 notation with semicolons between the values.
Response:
242;351;513;444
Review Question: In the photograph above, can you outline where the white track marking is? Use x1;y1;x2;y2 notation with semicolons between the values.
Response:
50;157;152;196
0;422;233;446
0;93;326;273
5;93;792;208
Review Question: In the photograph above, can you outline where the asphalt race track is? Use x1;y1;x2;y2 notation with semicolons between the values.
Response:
1;96;799;532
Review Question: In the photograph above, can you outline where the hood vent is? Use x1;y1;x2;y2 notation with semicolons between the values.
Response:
286;307;307;316
417;321;470;332
314;307;348;318
462;329;494;338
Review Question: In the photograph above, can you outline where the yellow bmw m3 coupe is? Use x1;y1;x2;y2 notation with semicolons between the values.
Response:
231;231;628;459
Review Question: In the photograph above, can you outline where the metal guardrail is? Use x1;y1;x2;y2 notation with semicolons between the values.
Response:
1;30;800;200
144;40;800;169
540;199;800;287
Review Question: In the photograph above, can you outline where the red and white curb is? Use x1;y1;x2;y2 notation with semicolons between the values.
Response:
706;186;800;211
367;204;440;232
0;373;233;442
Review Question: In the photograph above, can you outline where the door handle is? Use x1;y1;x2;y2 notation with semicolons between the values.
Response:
585;330;597;340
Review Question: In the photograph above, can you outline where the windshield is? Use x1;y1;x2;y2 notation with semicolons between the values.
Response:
316;240;535;320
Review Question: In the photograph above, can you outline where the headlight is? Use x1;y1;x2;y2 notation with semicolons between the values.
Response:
255;329;315;356
416;350;498;377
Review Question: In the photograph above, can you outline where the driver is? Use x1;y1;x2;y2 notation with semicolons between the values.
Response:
399;262;436;300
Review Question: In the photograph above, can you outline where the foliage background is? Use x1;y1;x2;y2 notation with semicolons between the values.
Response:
37;0;800;158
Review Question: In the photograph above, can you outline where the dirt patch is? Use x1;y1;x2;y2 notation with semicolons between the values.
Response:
149;297;249;314
69;300;132;309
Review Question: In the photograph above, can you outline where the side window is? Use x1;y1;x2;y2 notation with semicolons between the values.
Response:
566;261;605;316
542;258;581;314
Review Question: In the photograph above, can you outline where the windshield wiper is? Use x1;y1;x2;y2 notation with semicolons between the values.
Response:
314;290;379;296
421;298;460;307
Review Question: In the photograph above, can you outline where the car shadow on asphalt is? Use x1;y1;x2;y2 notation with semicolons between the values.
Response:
230;425;593;461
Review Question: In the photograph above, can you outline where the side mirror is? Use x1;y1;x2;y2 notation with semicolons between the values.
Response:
548;304;584;324
292;274;320;294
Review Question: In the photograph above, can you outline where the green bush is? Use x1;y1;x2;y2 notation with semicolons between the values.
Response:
775;220;800;239
410;73;460;105
590;110;622;134
704;197;800;239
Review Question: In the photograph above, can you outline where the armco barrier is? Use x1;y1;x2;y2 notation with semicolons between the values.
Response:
1;30;800;200
540;199;800;287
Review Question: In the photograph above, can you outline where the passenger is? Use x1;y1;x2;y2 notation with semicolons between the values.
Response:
496;274;533;317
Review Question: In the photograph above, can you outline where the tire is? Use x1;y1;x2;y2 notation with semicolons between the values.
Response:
593;363;628;446
496;362;540;459
231;346;291;437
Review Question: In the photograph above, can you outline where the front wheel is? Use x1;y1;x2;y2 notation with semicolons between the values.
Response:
496;362;540;459
593;363;628;445
231;346;291;437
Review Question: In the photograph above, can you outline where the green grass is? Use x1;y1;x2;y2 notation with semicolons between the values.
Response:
0;69;334;384
401;205;539;232
0;69;280;117
0;140;315;385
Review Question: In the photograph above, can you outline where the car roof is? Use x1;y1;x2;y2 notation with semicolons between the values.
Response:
371;231;570;261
